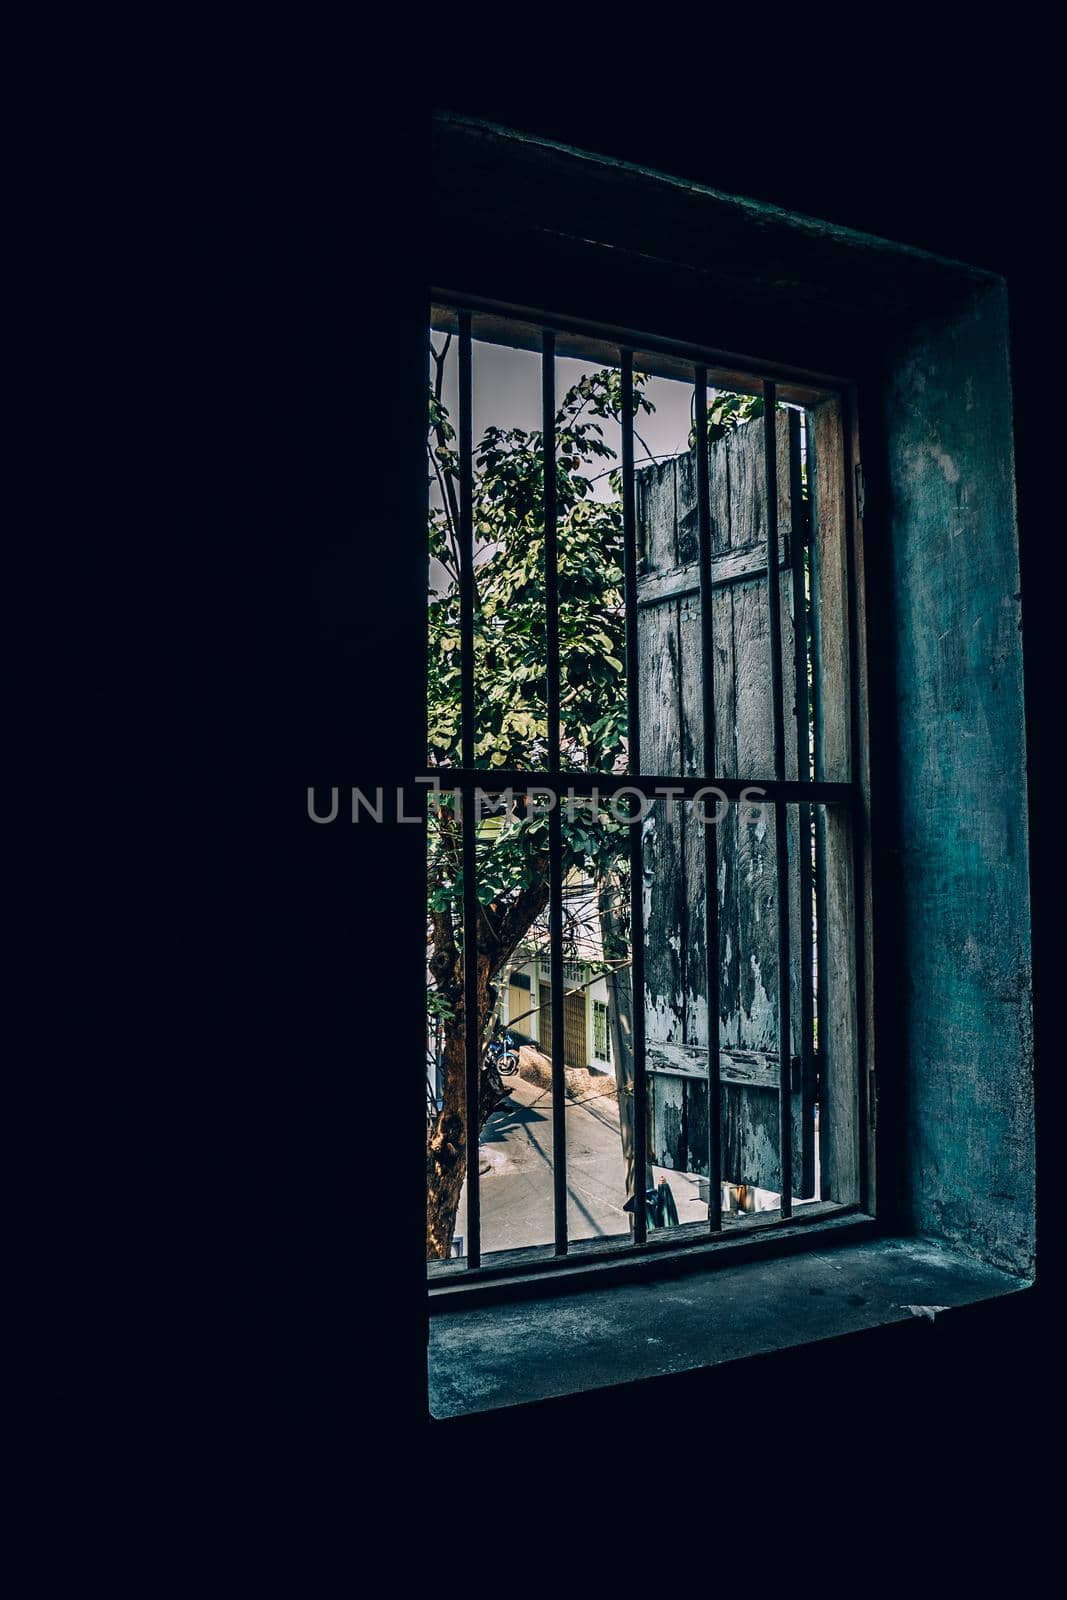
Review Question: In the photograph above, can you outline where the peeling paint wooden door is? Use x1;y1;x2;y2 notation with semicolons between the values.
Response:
563;990;587;1068
635;412;815;1197
539;980;553;1058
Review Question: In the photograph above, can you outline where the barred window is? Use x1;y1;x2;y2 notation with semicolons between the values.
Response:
593;1000;611;1064
425;303;864;1275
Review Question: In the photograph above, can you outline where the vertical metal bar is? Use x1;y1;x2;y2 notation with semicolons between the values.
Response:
543;333;560;772
764;380;793;1217
548;802;567;1254
815;802;829;1199
842;386;870;1215
694;367;722;1231
459;317;475;777
807;407;830;1196
808;411;825;789
789;410;812;788
458;312;481;1266
765;384;787;778
543;331;568;1255
622;353;639;780
789;409;816;1200
621;351;648;1245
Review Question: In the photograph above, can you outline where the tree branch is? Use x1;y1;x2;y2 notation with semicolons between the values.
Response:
428;338;463;552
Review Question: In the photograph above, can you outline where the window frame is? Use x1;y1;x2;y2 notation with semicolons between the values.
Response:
426;291;875;1301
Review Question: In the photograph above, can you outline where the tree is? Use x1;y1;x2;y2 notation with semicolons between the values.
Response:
424;340;765;1259
424;341;648;1258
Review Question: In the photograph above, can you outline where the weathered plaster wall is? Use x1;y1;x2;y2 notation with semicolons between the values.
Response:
885;284;1035;1276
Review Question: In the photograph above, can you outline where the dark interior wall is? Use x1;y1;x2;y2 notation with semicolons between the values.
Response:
176;111;433;1456
884;286;1034;1275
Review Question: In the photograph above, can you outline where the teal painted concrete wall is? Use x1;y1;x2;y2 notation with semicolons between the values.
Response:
886;284;1035;1276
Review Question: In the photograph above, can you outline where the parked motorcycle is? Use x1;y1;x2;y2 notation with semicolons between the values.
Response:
485;1022;519;1077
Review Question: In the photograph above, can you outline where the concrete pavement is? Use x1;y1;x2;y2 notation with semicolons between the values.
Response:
454;1071;708;1257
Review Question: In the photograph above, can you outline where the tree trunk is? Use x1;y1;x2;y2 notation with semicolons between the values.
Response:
597;862;653;1216
425;873;552;1260
425;958;513;1259
425;1022;471;1261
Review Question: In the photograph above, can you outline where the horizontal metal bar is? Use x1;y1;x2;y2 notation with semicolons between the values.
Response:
418;771;855;805
427;1205;870;1307
430;288;855;398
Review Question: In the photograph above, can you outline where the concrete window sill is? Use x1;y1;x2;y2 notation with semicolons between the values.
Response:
428;1234;1029;1420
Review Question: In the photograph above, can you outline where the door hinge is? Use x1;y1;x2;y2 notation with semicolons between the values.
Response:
855;462;865;520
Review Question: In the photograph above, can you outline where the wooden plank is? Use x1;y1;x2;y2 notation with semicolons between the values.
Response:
726;416;763;547
637;601;680;776
807;395;861;1205
652;1072;686;1172
721;416;808;1192
722;799;781;1185
635;541;791;607
710;422;731;554
679;595;703;780
712;565;738;1060
639;456;677;571
675;447;699;568
684;1078;709;1180
809;396;850;784
682;602;711;1176
777;412;800;785
775;412;811;1190
647;1041;782;1089
636;561;699;606
679;583;708;1174
732;578;774;778
638;446;686;1061
786;801;811;1193
822;803;859;1203
636;455;681;779
641;804;685;1048
637;452;687;1175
